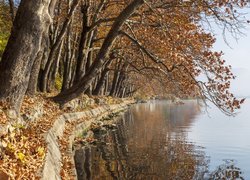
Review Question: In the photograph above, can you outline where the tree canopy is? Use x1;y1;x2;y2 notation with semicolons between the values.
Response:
0;0;248;115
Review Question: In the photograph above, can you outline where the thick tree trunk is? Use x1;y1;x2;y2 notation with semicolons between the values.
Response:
26;51;43;95
0;0;54;113
52;0;145;104
27;37;48;95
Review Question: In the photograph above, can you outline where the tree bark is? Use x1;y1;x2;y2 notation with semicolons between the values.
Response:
114;73;125;97
0;0;54;113
26;51;43;95
47;41;63;91
104;74;109;95
52;0;145;104
74;3;90;83
109;69;120;96
62;28;73;91
92;68;109;95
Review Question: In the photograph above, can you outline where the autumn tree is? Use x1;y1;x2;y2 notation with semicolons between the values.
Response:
0;0;57;115
51;0;145;103
81;0;247;114
0;0;248;115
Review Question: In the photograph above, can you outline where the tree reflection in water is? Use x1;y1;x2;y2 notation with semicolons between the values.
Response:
209;160;244;180
75;101;210;180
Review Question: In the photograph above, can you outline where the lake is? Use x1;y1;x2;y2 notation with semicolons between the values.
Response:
75;99;250;179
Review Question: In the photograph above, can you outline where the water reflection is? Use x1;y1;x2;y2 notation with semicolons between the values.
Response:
75;100;210;179
209;160;244;179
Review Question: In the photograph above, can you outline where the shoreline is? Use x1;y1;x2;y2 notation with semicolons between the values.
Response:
0;95;135;179
40;100;134;180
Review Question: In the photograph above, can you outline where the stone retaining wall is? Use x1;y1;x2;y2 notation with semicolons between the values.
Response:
40;101;133;180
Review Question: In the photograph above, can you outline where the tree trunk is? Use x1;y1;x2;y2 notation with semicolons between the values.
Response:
47;41;63;91
104;74;109;95
52;0;145;105
62;28;73;91
126;85;138;97
26;51;43;95
114;73;125;97
41;0;79;92
83;36;95;95
109;69;120;96
74;3;90;83
0;0;55;113
84;33;94;73
110;61;126;96
92;68;109;95
119;87;126;98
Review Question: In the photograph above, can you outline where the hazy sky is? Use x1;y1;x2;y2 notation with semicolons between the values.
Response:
212;17;250;97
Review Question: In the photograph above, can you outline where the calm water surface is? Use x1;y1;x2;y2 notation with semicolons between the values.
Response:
75;99;250;179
